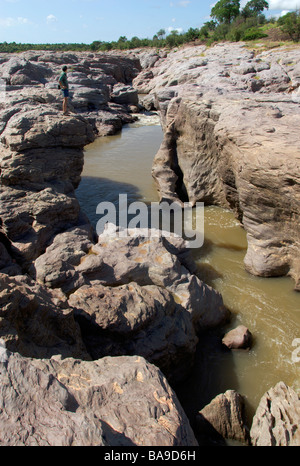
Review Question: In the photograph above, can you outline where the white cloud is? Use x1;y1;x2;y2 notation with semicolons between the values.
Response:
0;16;29;27
17;17;29;24
269;0;300;9
0;17;15;27
167;26;183;33
46;14;58;24
170;1;191;7
280;9;291;14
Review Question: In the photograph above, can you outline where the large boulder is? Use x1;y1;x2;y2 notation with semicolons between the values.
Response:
0;184;84;265
0;108;94;152
71;86;109;111
111;84;139;106
34;224;228;329
0;350;198;446
32;224;95;292
68;281;198;383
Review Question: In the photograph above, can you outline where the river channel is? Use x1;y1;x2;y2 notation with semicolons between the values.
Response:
76;115;300;436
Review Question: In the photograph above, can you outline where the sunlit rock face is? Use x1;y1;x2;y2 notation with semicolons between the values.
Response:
133;43;300;288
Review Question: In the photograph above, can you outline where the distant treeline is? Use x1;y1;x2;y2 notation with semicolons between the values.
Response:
0;42;93;53
0;3;299;54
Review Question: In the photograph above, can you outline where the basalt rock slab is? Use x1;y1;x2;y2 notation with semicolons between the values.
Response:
73;224;228;332
0;350;198;446
0;107;94;152
32;224;95;292
111;83;139;106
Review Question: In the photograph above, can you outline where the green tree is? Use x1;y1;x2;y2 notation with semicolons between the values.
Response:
130;36;142;48
278;10;300;42
165;30;184;47
185;27;199;41
157;28;166;39
242;0;269;18
118;36;128;43
99;42;113;51
90;40;102;51
211;0;240;24
204;20;218;31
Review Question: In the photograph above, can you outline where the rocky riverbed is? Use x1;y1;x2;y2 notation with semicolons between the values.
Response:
0;43;299;446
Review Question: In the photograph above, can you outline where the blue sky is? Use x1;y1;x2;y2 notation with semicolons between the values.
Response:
0;0;298;44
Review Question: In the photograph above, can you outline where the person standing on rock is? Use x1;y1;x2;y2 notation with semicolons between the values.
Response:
59;66;69;115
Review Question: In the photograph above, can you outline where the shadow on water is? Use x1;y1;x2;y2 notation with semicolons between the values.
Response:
192;238;225;284
172;235;252;446
172;327;242;446
76;176;143;230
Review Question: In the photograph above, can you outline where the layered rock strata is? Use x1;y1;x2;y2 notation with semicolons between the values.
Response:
132;43;300;289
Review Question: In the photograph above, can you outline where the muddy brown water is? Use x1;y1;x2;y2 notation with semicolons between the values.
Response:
76;117;300;437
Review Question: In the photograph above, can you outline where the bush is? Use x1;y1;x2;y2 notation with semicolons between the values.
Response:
213;23;230;41
228;27;243;41
278;11;300;42
242;27;268;40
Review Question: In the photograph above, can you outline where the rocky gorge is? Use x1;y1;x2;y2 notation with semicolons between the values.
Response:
0;42;299;446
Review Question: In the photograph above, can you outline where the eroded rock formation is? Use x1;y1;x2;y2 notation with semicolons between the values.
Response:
250;382;300;446
132;43;300;289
